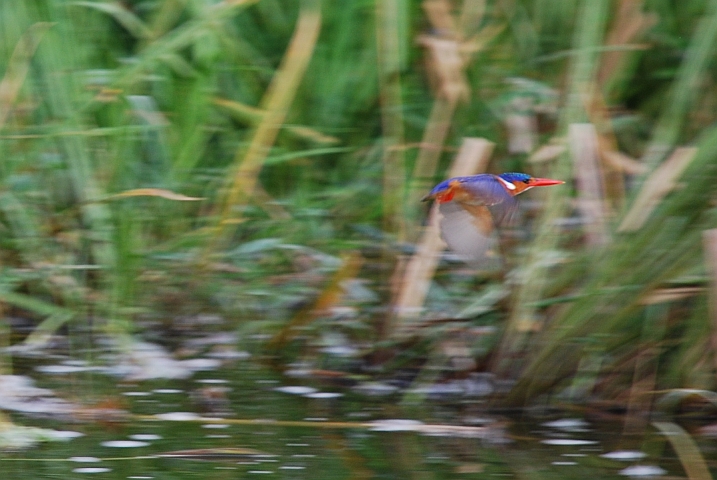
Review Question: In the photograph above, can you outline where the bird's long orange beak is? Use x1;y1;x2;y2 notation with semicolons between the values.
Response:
530;178;564;187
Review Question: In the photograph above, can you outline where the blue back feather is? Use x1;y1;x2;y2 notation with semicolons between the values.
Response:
427;175;482;197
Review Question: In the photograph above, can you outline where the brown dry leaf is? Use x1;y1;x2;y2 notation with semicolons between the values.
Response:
569;123;610;247
703;228;717;375
157;448;272;461
584;87;627;207
598;0;658;89
602;149;647;175
640;287;702;305
529;142;567;163
618;147;697;232
456;463;485;474
505;97;537;154
104;188;204;201
422;0;457;34
653;422;712;480
418;35;470;103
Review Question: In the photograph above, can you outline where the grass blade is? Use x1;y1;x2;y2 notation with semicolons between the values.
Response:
375;0;407;239
702;229;717;374
569;123;609;246
653;422;712;480
491;0;611;378
619;147;697;232
638;0;717;174
213;96;339;145
73;1;152;40
0;22;52;129
209;0;322;251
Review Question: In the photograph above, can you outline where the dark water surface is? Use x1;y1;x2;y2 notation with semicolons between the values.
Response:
0;342;711;479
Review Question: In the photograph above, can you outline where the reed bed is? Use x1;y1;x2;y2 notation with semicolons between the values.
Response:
1;1;717;432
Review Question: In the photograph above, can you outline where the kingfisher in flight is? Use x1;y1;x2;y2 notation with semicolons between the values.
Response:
423;172;564;262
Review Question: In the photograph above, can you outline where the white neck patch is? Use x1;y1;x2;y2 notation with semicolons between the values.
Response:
496;176;516;190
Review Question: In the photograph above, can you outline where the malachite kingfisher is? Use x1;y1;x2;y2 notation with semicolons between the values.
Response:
423;172;564;262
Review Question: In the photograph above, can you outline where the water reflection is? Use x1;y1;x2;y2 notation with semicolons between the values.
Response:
619;465;667;477
0;347;704;479
72;467;112;474
602;450;648;461
541;439;598;446
100;440;150;448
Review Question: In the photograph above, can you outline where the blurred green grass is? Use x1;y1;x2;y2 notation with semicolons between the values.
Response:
1;0;717;411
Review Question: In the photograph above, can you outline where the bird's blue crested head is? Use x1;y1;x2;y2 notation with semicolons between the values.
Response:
498;172;532;184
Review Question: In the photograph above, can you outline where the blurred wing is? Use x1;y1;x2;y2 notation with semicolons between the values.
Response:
459;175;512;205
487;198;519;227
438;202;498;262
459;176;519;227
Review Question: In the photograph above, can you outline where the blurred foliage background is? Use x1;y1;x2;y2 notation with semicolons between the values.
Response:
2;0;717;416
